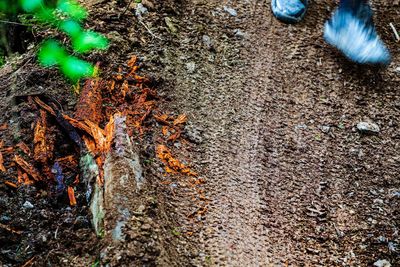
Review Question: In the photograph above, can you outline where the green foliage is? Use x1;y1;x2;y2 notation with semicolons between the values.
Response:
0;0;109;81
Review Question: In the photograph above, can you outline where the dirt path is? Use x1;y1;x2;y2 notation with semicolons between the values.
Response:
162;0;400;265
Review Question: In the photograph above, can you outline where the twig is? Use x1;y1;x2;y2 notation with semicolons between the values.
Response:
0;222;22;234
20;257;35;267
120;0;134;18
0;19;32;26
139;20;163;40
389;23;400;42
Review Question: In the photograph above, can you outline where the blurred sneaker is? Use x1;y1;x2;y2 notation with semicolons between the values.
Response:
324;3;391;65
271;0;308;24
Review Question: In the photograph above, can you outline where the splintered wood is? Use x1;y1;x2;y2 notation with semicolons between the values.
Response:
75;78;103;124
156;145;197;176
14;155;43;181
33;110;53;164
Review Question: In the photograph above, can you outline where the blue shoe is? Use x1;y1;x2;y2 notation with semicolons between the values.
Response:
271;0;308;24
324;4;391;65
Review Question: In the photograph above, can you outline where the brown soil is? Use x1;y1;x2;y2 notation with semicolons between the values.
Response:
0;0;400;266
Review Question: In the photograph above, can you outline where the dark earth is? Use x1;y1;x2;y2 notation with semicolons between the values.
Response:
0;0;400;266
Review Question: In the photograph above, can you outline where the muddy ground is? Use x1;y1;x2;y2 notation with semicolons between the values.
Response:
0;0;400;266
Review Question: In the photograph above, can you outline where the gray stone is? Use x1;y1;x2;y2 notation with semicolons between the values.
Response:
321;125;331;133
186;62;196;74
373;259;391;267
202;35;213;49
23;201;34;209
135;3;148;17
223;6;237;17
357;121;380;134
234;29;245;39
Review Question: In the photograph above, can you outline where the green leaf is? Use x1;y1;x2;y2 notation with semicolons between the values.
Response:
57;0;87;21
72;31;109;53
38;40;66;67
19;0;43;12
59;19;82;37
60;56;94;81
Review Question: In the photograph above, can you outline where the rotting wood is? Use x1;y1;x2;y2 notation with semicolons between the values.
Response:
75;78;103;124
90;115;143;239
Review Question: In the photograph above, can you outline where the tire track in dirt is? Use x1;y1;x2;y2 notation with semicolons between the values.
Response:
165;0;400;265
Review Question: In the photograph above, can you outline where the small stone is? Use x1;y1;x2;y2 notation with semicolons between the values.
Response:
321;126;330;133
0;215;11;223
135;3;148;17
223;6;237;16
186;62;196;74
295;124;307;130
23;201;34;209
357;121;380;134
202;35;213;49
373;259;391;267
234;29;245;39
388;242;397;252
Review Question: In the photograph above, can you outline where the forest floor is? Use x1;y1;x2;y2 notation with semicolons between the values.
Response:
0;0;400;266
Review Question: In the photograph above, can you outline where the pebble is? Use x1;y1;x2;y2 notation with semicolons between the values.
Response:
23;201;34;209
202;35;213;49
223;6;237;17
373;259;391;267
357;121;380;134
135;3;148;17
321;125;330;133
388;242;397;252
186;62;196;74
234;29;245;39
0;215;11;223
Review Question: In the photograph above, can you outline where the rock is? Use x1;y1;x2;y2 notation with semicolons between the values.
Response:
0;215;11;223
186;62;196;74
223;6;237;17
202;35;213;49
23;201;34;209
357;121;380;134
321;125;330;133
234;29;245;39
388;242;397;252
373;259;391;267
135;3;148;17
